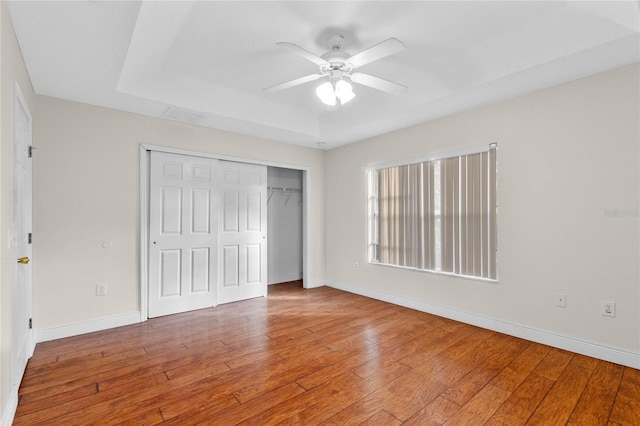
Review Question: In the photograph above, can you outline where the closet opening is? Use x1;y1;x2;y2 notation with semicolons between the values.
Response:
267;167;303;287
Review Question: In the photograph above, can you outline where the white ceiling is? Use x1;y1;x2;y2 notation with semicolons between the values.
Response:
8;1;640;149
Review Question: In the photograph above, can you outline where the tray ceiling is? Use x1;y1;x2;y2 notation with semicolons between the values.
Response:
8;1;640;149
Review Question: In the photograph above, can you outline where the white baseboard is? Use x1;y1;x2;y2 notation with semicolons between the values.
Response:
268;272;303;285
2;333;37;426
326;280;640;369
305;279;328;289
35;311;142;343
1;384;18;426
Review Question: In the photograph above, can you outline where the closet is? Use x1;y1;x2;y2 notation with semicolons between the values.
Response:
148;151;267;317
267;167;303;285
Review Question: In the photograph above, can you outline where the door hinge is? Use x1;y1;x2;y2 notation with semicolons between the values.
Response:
28;146;34;158
29;318;33;329
28;233;32;244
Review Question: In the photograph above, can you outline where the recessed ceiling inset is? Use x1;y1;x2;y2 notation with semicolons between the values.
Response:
7;1;640;148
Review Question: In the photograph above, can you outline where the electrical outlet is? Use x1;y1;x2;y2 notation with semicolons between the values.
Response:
555;293;566;308
601;301;615;317
96;283;107;296
354;262;359;270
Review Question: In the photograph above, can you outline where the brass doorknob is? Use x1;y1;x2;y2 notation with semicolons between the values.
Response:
17;257;30;264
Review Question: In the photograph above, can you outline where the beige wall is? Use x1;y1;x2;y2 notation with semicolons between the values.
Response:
29;64;640;361
33;96;325;329
325;64;639;354
0;1;36;421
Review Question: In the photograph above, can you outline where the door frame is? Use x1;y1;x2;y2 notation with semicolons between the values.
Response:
139;144;311;320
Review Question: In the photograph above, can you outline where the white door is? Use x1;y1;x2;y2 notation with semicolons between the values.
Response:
13;83;34;385
148;152;218;317
218;161;268;304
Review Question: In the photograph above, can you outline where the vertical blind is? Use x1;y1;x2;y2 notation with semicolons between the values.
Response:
372;146;497;280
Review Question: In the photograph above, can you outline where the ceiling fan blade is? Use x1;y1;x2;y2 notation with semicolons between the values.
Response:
276;42;329;67
348;38;406;68
350;72;408;95
263;74;323;93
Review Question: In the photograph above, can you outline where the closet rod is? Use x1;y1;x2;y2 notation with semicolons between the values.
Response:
267;186;302;192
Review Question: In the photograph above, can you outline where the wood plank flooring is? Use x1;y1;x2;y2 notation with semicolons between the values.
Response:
14;282;640;425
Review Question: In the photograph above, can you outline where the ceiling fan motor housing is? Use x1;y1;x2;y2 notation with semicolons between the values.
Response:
320;51;353;76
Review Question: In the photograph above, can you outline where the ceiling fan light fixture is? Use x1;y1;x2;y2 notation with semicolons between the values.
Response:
316;79;354;106
316;81;337;106
335;80;354;104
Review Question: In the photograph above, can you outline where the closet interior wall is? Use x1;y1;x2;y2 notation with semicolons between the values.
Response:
266;167;303;285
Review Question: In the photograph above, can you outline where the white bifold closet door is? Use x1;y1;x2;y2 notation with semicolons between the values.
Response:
217;161;268;304
148;152;218;318
148;152;268;318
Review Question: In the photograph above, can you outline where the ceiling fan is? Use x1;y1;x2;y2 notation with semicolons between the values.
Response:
264;35;407;107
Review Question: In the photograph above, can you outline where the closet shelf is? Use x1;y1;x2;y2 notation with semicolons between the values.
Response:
267;186;302;206
267;186;302;192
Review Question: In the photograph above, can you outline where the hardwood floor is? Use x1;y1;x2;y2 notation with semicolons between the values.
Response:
14;282;640;425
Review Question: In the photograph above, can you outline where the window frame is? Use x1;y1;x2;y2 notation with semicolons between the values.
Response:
366;144;498;282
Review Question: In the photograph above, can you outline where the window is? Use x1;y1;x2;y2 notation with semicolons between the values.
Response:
368;145;497;280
